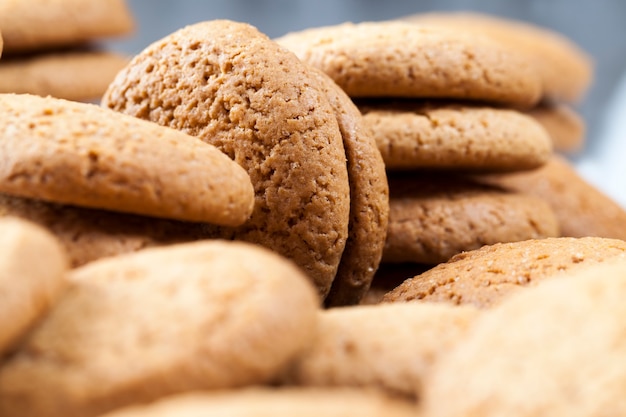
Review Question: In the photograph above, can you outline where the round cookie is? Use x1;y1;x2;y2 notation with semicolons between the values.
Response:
383;173;559;264
422;258;626;417
358;100;552;171
275;21;542;107
383;236;626;308
103;20;351;299
0;240;319;417
0;217;68;356
0;94;254;226
527;103;585;154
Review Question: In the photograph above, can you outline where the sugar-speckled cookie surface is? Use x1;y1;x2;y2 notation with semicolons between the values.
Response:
0;94;254;225
275;21;541;107
0;217;68;356
358;100;552;171
103;20;351;299
383;236;626;308
383;174;559;264
0;241;319;417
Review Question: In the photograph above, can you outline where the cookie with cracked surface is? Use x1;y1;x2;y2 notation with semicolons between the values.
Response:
358;100;552;171
383;173;559;264
0;240;319;417
275;21;541;107
0;94;254;225
527;103;585;153
0;217;68;356
103;20;351;299
383;236;626;308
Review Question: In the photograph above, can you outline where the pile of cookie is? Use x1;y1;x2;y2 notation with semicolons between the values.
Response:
0;0;134;102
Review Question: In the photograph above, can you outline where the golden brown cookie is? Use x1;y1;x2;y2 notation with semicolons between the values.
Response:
275;21;542;107
422;257;626;417
0;217;68;356
360;263;432;305
383;236;626;308
0;94;254;225
103;20;351;299
527;102;585;153
0;240;319;417
358;100;552;171
383;173;559;264
0;50;129;102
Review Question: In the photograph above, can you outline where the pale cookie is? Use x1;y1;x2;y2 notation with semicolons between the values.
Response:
383;236;626;308
0;50;130;102
383;173;559;264
0;240;319;417
281;302;479;397
97;388;419;417
103;20;351;299
275;21;542;107
0;217;68;356
0;94;254;225
475;154;626;239
422;257;626;417
527;103;585;153
0;0;134;53
358;100;552;171
404;11;593;103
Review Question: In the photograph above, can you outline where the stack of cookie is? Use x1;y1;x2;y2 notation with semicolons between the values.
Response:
0;0;134;102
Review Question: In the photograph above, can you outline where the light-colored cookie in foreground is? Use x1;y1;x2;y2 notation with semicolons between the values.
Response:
0;0;134;53
0;94;254;225
527;102;585;153
383;173;559;264
358;100;552;171
97;388;419;417
0;51;129;102
281;302;479;397
422;257;626;417
475;154;626;239
103;20;351;299
0;217;68;356
384;236;626;308
0;240;319;417
308;68;389;306
275;21;541;107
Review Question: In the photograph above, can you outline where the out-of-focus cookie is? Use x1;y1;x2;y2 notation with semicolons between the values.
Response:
0;94;254;225
0;51;129;102
275;21;541;107
281;302;479;397
358;100;552;171
0;217;68;356
383;173;559;264
422;257;626;417
0;240;319;417
527;103;585;153
383;236;626;308
0;0;134;53
103;20;351;299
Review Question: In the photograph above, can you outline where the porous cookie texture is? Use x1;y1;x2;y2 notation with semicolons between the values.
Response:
0;51;130;101
309;68;389;306
383;173;559;264
0;0;134;53
527;103;585;153
97;388;419;417
0;94;254;226
281;302;479;397
275;21;542;107
422;258;626;417
0;241;319;417
358;100;552;171
103;20;351;299
0;217;68;356
383;236;626;308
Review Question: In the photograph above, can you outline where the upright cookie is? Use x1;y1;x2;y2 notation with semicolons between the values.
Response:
103;20;351;298
275;21;542;107
0;94;254;225
358;100;552;171
0;217;68;356
527;102;585;153
383;236;626;308
0;241;319;417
